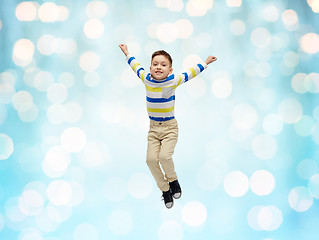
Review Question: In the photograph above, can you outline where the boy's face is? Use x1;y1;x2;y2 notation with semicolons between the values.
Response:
150;55;173;80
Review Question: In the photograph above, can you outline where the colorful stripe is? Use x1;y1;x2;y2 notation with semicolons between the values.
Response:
149;116;175;121
147;96;175;103
147;106;174;113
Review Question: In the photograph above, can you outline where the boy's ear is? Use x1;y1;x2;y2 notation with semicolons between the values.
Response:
169;67;173;74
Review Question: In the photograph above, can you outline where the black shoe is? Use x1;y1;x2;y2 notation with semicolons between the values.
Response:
169;180;182;199
162;190;174;209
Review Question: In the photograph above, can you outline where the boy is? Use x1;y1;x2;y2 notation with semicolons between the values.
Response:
119;44;217;208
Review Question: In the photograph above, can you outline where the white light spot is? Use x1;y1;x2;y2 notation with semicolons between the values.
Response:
224;171;249;197
18;103;38;122
83;19;104;39
19;190;44;216
230;19;246;35
37;34;57;55
174;19;193;39
86;1;108;18
46;203;72;222
107;210;132;235
0;134;14;160
42;146;71;178
128;172;153;199
84;72;101;87
232;104;257;130
305;72;319;93
288;186;313;212
157;22;178;43
80;141;111;168
0;83;15;104
251;28;271;48
226;0;242;7
61;127;86;153
263;5;279;22
281;9;298;30
262;113;283;135
34;71;54;92
182;201;207;226
294;115;315;136
308;174;319;199
65;102;83;123
12;90;33;112
297;159;318;180
16;2;38;21
250;170;275;196
12;39;34;67
47;104;67;125
47;83;68;104
38;2;59;22
79;51;100;72
211;77;232;99
46;180;72;205
291;73;307;93
121;68;140;88
67;181;85;206
252;134;277;159
257;206;283;231
58;72;75;88
300;33;319;54
278;98;303;124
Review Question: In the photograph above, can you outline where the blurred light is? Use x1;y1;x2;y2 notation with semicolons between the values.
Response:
247;205;264;231
224;171;249;197
16;2;38;21
46;203;72;222
84;72;101;87
34;71;54;92
128;172;153;199
281;9;299;30
58;6;69;21
79;51;101;72
107;210;133;235
250;170;275;196
196;32;212;48
252;134;277;159
12;91;33;112
257;206;282;231
278;98;303;123
38;2;59;22
291;73;308;93
283;51;299;68
168;0;184;11
155;0;171;8
83;19;104;39
68;181;85;206
0;83;15;104
294;115;315;136
79;141;111;168
257;88;276;111
158;221;183;240
18;104;38;122
58;72;75;88
47;180;72;205
174;19;193;39
308;0;319;12
226;0;242;7
157;22;177;43
0;134;14;160
304;72;319;93
262;113;283;135
232;104;257;130
12;39;34;67
308;174;319;198
35;209;60;232
230;20;246;35
61;127;86;153
20;229;43;240
86;1;107;18
0;105;7;125
263;5;279;22
65;102;83;123
288;186;313;212
186;0;213;16
251;28;271;48
182;201;207;226
103;177;128;202
18;190;44;216
147;23;160;39
47;83;68;104
42;146;71;178
74;223;99;240
47;104;67;125
37;35;57;55
297;159;318;180
186;77;207;98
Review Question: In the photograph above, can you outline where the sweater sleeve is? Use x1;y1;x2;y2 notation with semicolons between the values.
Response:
126;54;148;83
174;62;208;87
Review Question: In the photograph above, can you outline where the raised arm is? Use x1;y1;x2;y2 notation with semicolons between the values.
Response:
205;56;217;65
119;44;148;83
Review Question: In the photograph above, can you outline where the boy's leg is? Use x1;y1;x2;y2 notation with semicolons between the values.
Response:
146;126;170;192
158;121;178;183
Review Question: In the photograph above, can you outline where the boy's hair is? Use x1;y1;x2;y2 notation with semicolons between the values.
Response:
151;50;173;67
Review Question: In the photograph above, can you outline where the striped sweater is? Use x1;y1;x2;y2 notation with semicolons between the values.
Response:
126;54;207;121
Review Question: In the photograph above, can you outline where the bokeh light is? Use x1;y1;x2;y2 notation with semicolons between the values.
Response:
1;0;319;239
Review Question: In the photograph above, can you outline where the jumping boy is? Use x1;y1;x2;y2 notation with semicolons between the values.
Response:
119;44;217;208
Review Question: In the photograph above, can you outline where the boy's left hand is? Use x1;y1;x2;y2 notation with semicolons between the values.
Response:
205;56;217;65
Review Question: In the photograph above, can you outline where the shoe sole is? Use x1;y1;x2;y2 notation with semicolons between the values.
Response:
173;192;181;199
165;202;174;209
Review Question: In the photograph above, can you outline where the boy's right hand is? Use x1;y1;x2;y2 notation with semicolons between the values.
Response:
119;44;129;56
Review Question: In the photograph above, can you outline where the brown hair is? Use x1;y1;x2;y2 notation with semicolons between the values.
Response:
151;50;173;67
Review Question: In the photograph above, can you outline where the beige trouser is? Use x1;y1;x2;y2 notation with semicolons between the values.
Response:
146;119;178;192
